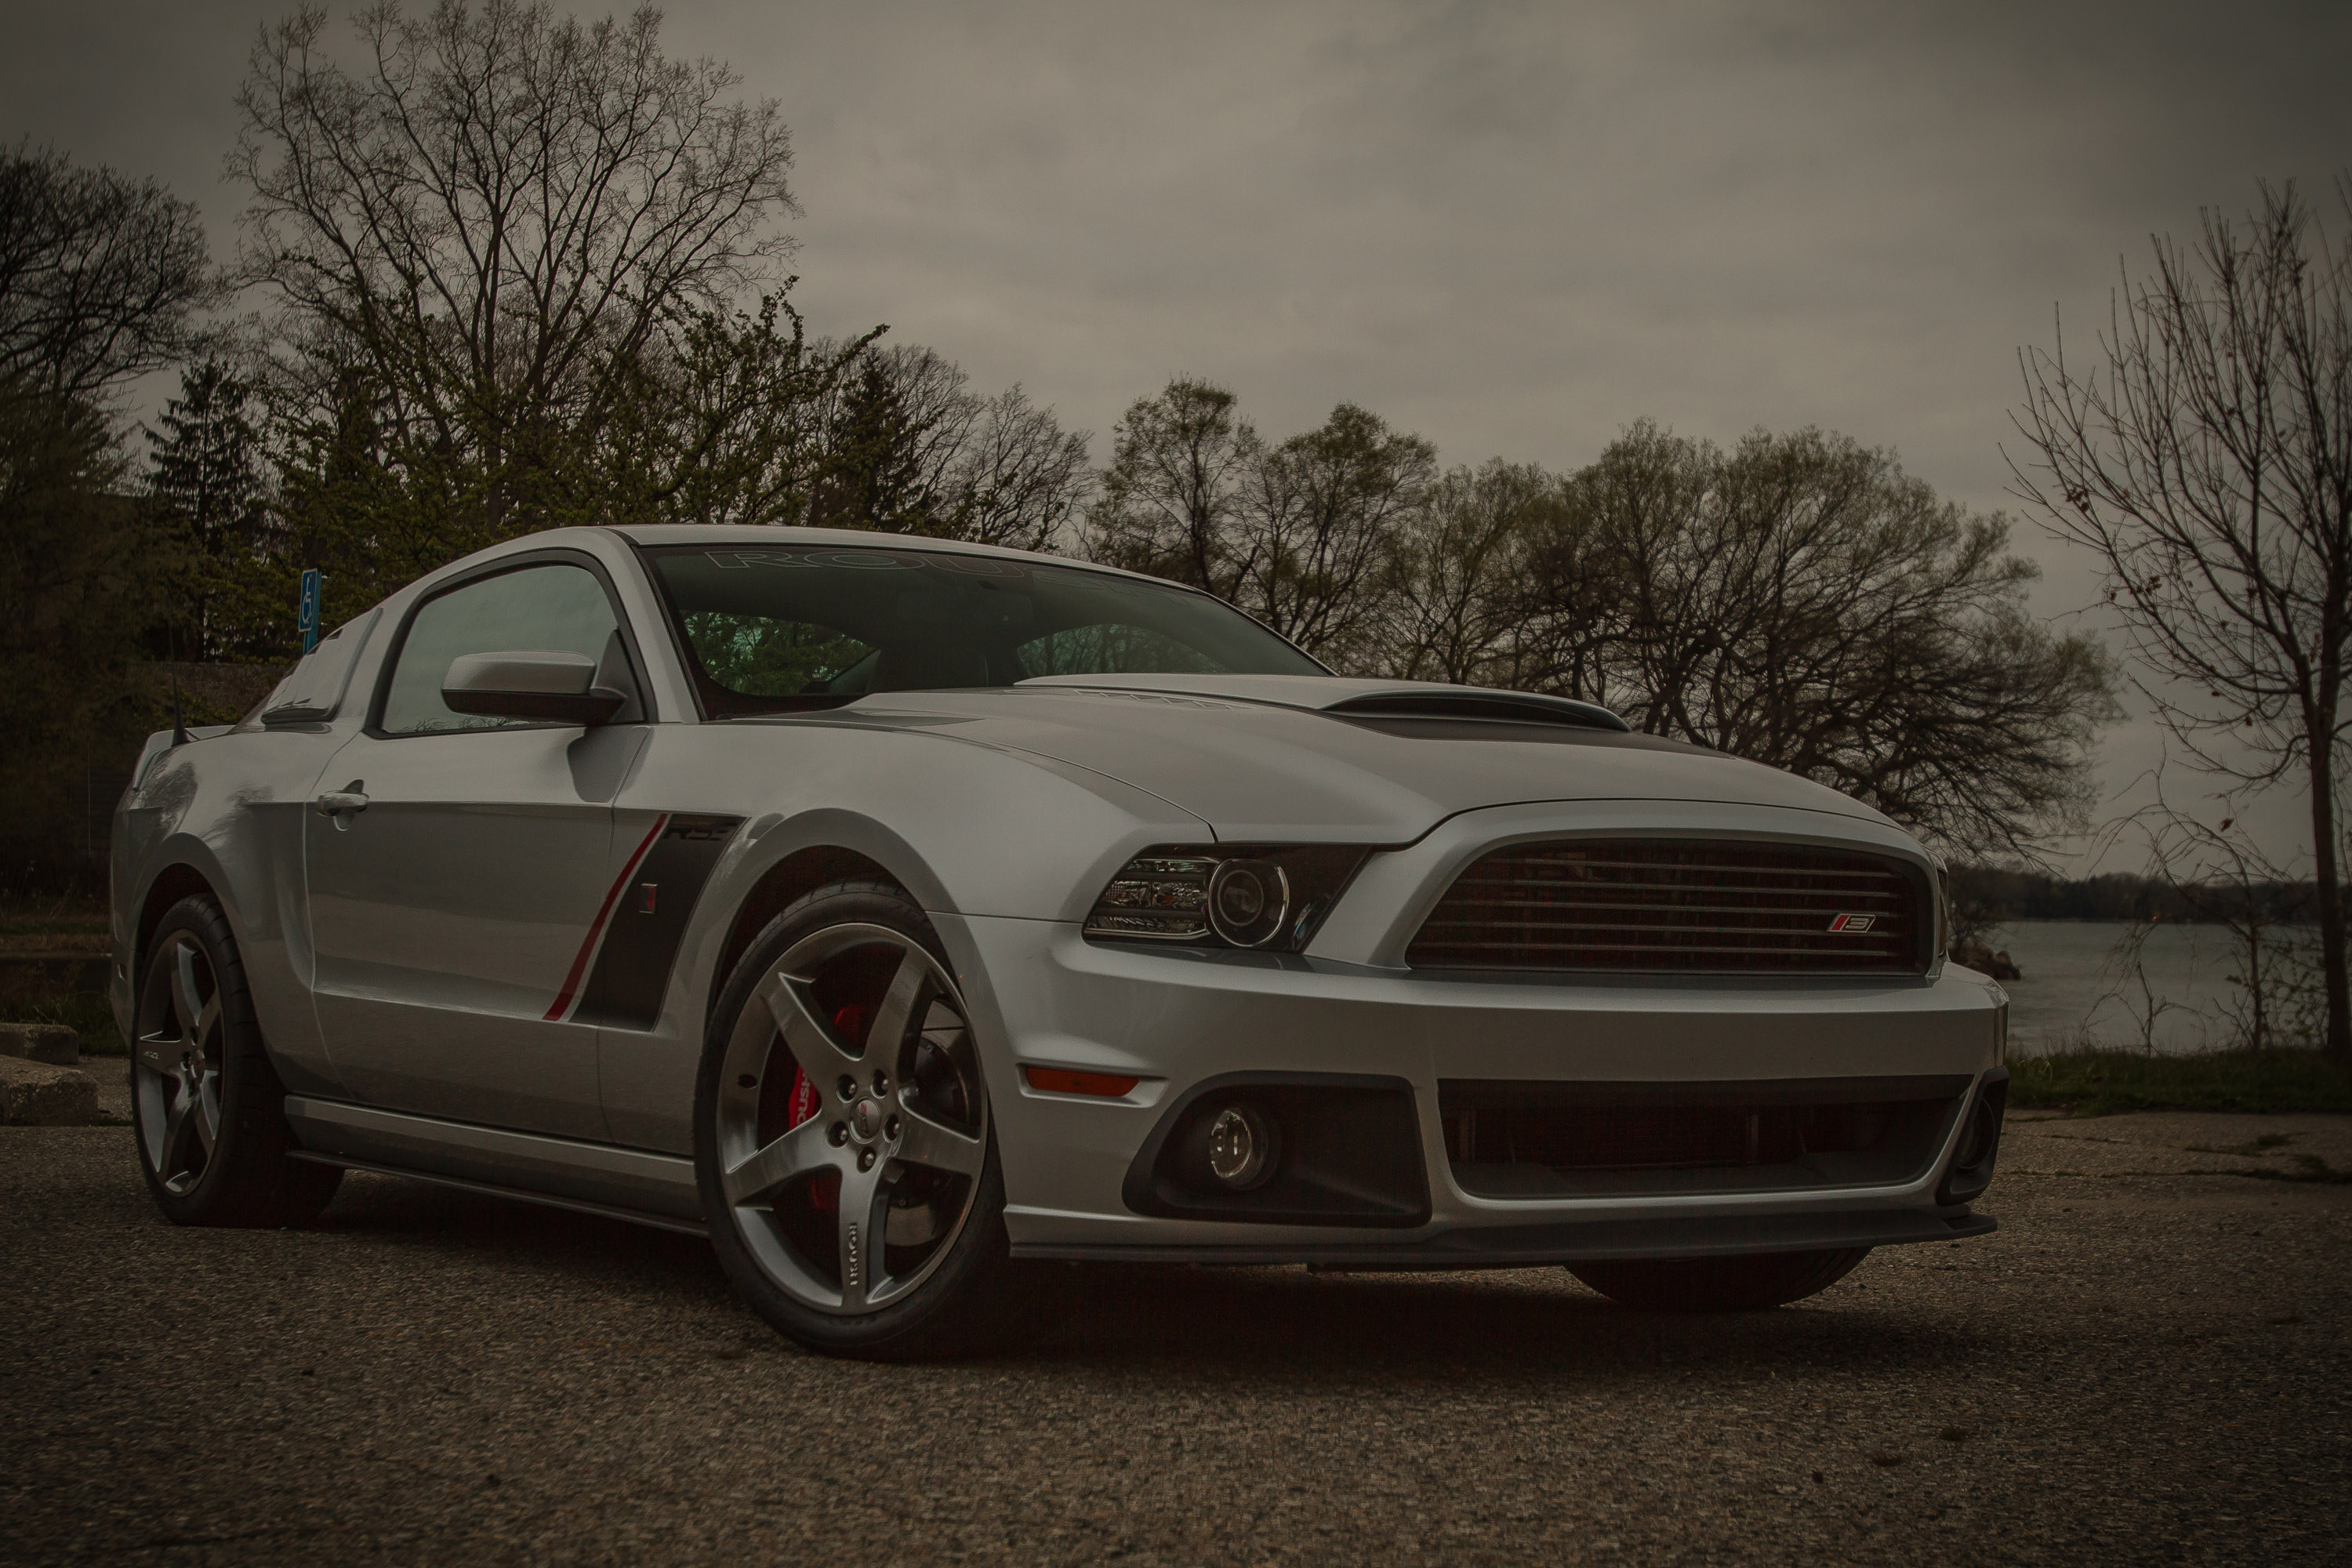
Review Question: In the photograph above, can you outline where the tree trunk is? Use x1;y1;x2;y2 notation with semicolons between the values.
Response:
2307;735;2352;1064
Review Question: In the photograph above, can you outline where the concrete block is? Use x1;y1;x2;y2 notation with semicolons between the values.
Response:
0;1022;79;1065
0;1055;100;1125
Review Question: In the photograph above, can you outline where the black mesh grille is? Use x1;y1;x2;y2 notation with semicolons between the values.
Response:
1437;1077;1969;1199
1408;838;1930;975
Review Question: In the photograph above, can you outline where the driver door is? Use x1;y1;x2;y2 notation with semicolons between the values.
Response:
304;555;651;1139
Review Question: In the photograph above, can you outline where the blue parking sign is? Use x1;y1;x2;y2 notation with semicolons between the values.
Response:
299;569;323;653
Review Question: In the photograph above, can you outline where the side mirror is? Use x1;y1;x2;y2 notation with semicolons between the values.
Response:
442;652;626;726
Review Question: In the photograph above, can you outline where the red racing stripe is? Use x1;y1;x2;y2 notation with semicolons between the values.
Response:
544;813;670;1022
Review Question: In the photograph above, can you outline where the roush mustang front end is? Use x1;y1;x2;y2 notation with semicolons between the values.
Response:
946;766;2008;1281
804;657;2012;1304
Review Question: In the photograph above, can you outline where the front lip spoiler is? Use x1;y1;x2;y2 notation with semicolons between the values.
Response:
1010;1205;1994;1269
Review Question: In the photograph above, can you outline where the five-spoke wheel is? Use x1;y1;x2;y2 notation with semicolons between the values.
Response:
135;929;226;1195
128;895;341;1227
699;883;1007;1356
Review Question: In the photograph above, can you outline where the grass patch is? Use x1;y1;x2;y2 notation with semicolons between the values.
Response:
2009;1047;2352;1116
2;897;118;1054
0;894;107;937
9;991;125;1054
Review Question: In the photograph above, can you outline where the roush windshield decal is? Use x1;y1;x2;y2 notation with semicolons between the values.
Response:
703;548;1034;579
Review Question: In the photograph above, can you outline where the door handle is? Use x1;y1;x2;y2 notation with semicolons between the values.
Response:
314;785;369;817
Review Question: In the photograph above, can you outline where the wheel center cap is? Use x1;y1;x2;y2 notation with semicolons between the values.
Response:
851;1098;885;1141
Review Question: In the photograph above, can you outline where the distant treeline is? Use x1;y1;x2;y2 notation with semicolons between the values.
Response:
0;12;2120;890
1948;866;2317;924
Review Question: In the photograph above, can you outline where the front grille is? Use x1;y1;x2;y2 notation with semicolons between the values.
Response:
1439;1076;1969;1199
1407;837;1929;975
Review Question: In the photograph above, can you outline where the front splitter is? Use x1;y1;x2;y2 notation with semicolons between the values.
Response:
1010;1205;1994;1269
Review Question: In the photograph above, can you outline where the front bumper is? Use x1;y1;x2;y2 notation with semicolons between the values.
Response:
938;913;2008;1263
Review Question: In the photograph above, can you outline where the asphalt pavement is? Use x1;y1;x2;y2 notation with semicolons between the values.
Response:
3;1107;2348;1566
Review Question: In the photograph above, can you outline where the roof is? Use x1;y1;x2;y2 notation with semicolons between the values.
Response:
609;524;1174;590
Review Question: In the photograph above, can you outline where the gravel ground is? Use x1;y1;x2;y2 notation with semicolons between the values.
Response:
3;1110;2347;1566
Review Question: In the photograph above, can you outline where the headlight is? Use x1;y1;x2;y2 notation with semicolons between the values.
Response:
1085;844;1372;952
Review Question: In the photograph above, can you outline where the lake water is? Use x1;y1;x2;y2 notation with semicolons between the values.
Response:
1979;919;2299;1056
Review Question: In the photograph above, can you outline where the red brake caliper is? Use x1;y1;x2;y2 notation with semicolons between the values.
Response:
790;1004;871;1212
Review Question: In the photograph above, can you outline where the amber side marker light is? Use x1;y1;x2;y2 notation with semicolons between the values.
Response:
1024;1066;1142;1098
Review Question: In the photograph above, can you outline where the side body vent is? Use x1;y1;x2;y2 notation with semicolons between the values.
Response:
1409;837;1932;975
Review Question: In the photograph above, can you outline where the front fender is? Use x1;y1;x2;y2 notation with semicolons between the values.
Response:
599;724;1213;1152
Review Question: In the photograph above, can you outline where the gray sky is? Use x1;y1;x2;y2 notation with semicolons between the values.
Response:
6;0;2347;866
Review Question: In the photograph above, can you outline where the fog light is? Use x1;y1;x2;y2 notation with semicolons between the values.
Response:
1206;1104;1279;1190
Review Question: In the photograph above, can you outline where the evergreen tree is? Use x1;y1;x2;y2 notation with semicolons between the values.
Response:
145;359;268;658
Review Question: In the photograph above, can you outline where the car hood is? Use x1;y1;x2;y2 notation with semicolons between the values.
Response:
809;673;1901;845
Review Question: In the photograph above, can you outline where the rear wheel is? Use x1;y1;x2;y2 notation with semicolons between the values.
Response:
131;896;342;1227
1568;1247;1870;1311
695;881;1007;1359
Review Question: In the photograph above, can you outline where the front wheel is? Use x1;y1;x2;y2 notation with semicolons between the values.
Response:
695;881;1008;1359
1568;1247;1871;1311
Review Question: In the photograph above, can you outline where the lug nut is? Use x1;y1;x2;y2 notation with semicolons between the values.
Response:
884;1116;901;1141
828;1122;848;1146
858;1149;877;1171
872;1070;891;1095
837;1074;856;1101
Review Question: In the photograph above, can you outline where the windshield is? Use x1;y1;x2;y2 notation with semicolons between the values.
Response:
644;543;1327;716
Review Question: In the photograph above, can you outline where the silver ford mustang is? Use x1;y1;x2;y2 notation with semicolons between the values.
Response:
111;524;2009;1356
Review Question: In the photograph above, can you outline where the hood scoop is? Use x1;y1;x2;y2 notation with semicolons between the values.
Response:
1324;689;1631;734
1018;673;1632;734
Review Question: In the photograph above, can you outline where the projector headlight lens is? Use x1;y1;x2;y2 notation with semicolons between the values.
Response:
1208;859;1288;946
1084;844;1373;952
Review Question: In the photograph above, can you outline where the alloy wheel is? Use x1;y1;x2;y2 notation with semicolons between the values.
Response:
713;923;989;1314
134;931;224;1196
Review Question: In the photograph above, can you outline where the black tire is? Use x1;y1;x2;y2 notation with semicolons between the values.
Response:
1568;1247;1871;1312
695;880;1011;1359
130;895;343;1228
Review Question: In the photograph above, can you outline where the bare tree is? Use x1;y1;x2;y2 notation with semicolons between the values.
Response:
1529;423;2118;857
2011;179;2352;1062
593;292;872;532
0;142;219;401
949;383;1093;551
232;1;798;536
1374;459;1567;686
805;343;1091;550
1081;378;1263;601
2118;794;2321;1054
1243;405;1434;666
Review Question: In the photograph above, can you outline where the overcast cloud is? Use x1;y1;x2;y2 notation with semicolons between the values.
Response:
5;0;2347;863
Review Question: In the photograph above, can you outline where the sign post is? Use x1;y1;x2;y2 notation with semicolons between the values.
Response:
298;569;323;654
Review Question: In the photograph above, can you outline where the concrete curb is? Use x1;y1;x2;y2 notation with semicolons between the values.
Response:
0;1055;100;1126
0;1022;80;1065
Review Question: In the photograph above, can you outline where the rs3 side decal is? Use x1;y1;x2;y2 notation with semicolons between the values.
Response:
550;813;746;1030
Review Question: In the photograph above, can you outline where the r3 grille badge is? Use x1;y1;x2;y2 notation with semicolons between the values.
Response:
1826;913;1877;932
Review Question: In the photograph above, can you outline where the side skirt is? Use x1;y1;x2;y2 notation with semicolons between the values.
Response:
283;1095;706;1230
289;1151;708;1239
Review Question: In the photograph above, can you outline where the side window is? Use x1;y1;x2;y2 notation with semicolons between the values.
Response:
379;563;624;736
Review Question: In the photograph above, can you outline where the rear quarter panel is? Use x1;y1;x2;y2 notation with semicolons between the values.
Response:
112;726;350;1096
